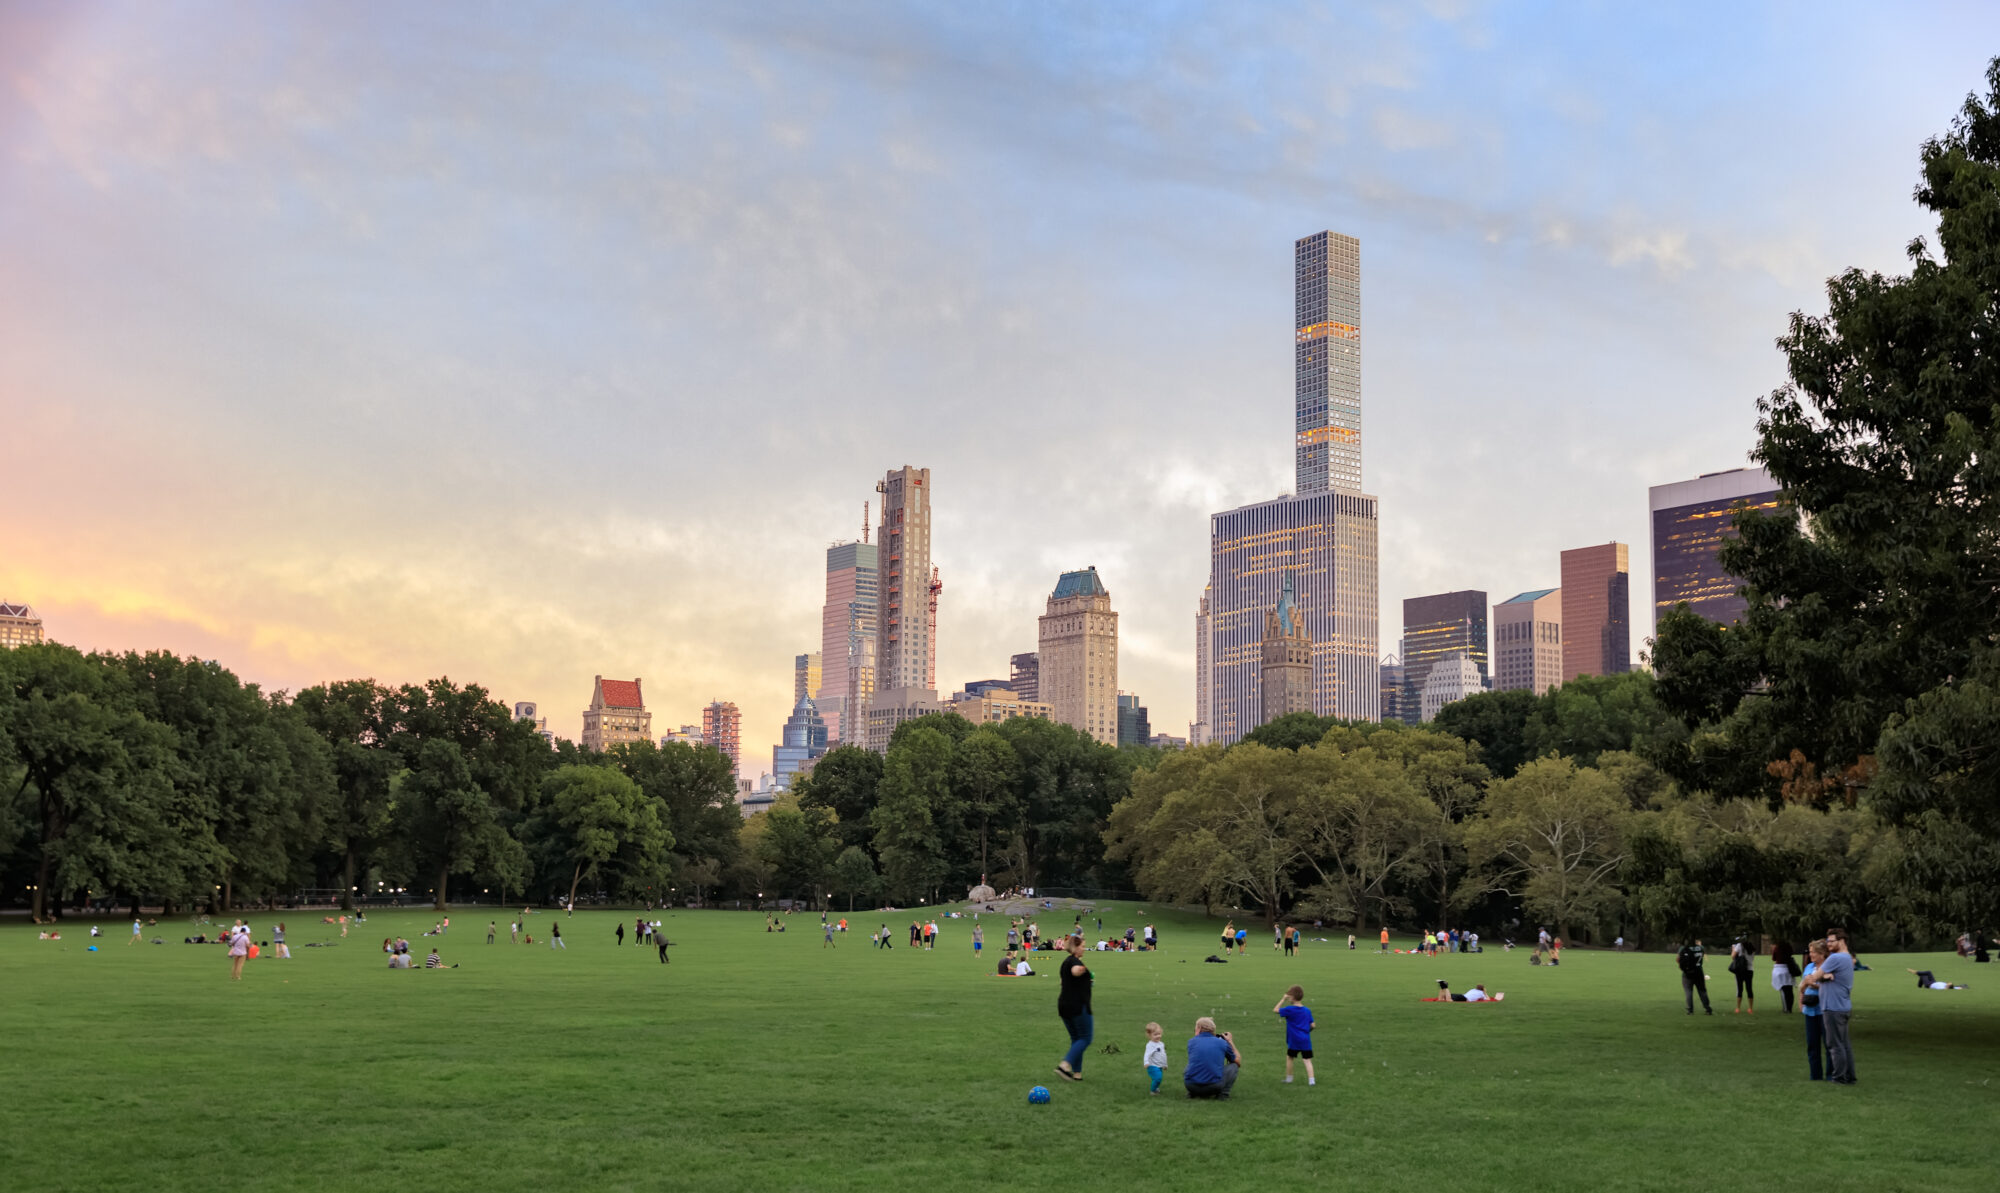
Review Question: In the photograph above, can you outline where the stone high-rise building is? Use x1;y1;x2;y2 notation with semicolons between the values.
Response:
0;600;44;648
1203;231;1380;743
1420;653;1484;722
1493;588;1564;695
818;540;878;745
1561;543;1632;680
1649;467;1782;627
1399;591;1487;726
512;701;553;744
702;700;742;773
865;466;939;750
581;677;651;751
1038;566;1119;745
1259;574;1313;726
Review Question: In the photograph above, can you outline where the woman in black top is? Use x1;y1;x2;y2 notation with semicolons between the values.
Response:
1054;936;1093;1082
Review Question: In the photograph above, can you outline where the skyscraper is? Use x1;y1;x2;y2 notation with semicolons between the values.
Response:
581;677;651;751
1420;654;1484;722
1038;566;1119;745
1294;230;1363;494
772;695;829;789
794;652;821;705
1191;588;1211;745
1117;692;1151;748
865;466;939;750
1493;588;1564;695
1399;591;1487;726
1259;574;1313;727
1009;651;1039;702
817;540;878;745
0;600;44;648
702;700;742;773
1203;231;1380;743
1378;654;1405;724
1561;543;1632;680
1649;467;1782;626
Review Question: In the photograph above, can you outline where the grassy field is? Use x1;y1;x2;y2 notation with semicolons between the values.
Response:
3;903;1995;1193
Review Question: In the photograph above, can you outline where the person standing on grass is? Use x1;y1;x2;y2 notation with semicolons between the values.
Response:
1145;923;1157;951
272;922;290;960
1273;985;1315;1086
510;920;519;944
1380;926;1390;953
1802;935;1856;1084
130;917;143;946
228;920;250;981
1677;938;1713;1014
616;921;625;947
1729;942;1755;1013
823;920;836;949
1770;943;1801;1013
1799;941;1828;1079
973;924;984;956
1054;936;1093;1083
550;922;565;951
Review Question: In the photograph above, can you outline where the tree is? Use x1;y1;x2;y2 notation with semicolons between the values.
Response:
538;764;671;909
1521;672;1683;771
1363;728;1489;927
831;844;879;911
755;802;840;906
872;727;954;902
293;679;396;910
384;678;546;909
949;727;1019;880
0;644;185;921
1109;744;1301;922
603;740;738;897
1430;689;1538;779
1465;757;1628;941
1286;736;1429;936
793;745;884;854
1241;712;1346;752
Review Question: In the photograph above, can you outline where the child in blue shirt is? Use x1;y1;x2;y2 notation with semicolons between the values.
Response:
1273;984;1316;1086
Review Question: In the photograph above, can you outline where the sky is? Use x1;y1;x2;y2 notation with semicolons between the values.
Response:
4;2;1998;773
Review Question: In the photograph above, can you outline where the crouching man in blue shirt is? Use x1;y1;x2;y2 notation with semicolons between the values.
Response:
1184;1017;1243;1100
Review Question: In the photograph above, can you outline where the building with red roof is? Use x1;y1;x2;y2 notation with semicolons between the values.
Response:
582;675;651;751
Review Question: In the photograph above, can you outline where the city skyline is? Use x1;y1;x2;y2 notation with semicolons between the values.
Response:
5;5;1994;763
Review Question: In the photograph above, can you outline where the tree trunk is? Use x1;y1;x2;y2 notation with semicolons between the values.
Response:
33;852;52;923
435;857;450;911
566;861;583;915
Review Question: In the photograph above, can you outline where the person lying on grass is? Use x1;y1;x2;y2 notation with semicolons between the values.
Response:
1425;981;1503;1002
1907;969;1967;990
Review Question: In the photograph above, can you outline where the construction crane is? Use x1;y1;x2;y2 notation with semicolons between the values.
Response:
927;565;942;691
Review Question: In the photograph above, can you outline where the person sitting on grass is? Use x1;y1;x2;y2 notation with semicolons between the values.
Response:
425;949;448;969
1184;1018;1242;1099
389;950;412;969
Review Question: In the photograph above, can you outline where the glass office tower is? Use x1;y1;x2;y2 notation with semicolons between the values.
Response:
1295;230;1363;494
1648;467;1782;626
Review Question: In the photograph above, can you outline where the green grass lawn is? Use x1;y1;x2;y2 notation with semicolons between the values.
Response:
4;903;1995;1192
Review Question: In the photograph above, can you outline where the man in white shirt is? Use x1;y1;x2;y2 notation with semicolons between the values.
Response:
1463;985;1489;1001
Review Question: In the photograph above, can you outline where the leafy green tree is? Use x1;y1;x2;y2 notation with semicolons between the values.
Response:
949;727;1019;880
755;802;840;906
1287;734;1429;935
792;745;884;854
1241;712;1347;752
0;644;185;921
1361;728;1489;927
831;844;879;911
1521;672;1683;771
993;716;1131;890
872;727;954;902
1106;745;1231;914
384;677;547;909
293;680;397;909
1465;757;1628;941
537;764;670;908
1430;689;1538;778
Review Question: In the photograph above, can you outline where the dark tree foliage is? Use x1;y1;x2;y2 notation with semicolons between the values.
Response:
1430;689;1537;778
792;745;884;853
1651;58;2000;927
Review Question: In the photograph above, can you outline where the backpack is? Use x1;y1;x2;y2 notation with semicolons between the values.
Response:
1677;948;1703;975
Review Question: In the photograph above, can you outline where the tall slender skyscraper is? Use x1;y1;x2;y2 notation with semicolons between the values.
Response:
865;466;939;750
1561;543;1631;680
818;541;877;745
1205;232;1380;743
1191;587;1212;745
1294;230;1363;494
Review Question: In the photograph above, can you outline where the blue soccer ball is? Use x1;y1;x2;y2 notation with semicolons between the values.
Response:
1028;1085;1051;1105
